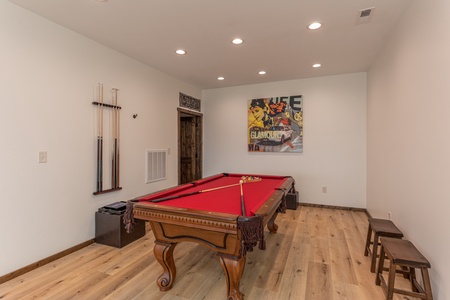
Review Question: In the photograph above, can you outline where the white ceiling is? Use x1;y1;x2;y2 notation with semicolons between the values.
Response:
8;0;411;90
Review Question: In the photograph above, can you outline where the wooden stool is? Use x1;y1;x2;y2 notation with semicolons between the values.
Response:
364;218;403;272
376;237;433;300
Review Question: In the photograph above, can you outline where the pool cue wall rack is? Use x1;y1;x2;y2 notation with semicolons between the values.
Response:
93;83;123;195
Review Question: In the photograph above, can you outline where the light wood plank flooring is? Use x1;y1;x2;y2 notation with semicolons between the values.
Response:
0;206;418;300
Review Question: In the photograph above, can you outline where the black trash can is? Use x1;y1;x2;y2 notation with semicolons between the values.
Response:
95;201;145;248
286;191;299;210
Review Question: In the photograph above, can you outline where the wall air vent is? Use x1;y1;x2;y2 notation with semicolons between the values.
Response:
356;7;375;24
145;149;168;183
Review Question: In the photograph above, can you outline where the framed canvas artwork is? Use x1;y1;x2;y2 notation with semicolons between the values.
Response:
248;95;303;153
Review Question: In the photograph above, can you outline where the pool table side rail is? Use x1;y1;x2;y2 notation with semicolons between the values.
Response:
135;183;195;201
277;176;296;193
135;174;227;200
133;203;239;234
253;190;285;226
253;177;295;217
132;203;243;255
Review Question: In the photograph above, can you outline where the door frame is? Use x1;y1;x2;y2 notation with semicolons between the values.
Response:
177;108;203;184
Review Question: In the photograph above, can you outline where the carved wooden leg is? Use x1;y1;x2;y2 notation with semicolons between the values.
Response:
410;267;418;292
218;254;246;300
375;245;386;286
154;241;177;291
364;224;372;256
386;259;397;300
267;212;279;233
421;268;433;300
371;233;380;273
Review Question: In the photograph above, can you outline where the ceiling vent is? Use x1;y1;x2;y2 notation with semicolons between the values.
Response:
356;7;375;24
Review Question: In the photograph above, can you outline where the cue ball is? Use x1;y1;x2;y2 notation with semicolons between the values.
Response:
239;180;244;184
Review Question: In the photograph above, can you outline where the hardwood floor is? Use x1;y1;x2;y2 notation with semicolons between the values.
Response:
0;206;417;300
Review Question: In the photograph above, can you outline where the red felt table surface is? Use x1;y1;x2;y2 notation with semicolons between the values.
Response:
138;174;287;216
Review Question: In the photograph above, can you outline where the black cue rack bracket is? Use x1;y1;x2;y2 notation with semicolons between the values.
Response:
93;187;123;195
92;101;122;110
93;84;122;195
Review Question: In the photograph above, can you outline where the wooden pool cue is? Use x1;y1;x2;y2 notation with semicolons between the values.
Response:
96;83;104;192
116;90;120;188
239;180;246;216
150;176;262;203
111;88;119;189
99;83;104;191
150;183;241;203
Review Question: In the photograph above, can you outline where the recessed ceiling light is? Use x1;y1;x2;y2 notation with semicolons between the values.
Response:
96;0;108;2
312;63;322;68
175;49;186;55
232;38;243;45
258;71;267;75
308;22;322;30
217;77;225;80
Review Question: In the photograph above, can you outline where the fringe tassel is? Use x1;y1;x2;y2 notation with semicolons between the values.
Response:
238;215;265;257
123;200;136;233
277;194;287;214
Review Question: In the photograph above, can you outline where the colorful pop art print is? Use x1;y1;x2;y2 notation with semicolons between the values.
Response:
248;95;303;153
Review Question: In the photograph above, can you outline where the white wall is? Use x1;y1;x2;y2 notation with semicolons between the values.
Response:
202;73;367;208
0;0;201;276
367;0;450;299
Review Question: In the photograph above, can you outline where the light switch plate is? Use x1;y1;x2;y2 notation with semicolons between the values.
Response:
39;151;47;163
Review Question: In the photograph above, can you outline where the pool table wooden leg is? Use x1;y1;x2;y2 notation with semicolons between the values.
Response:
267;212;279;233
154;240;177;291
218;254;246;300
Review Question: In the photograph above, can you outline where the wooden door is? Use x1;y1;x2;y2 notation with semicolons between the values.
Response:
178;108;202;184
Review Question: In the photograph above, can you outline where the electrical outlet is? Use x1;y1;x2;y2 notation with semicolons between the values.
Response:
322;186;327;193
388;211;392;220
39;151;47;163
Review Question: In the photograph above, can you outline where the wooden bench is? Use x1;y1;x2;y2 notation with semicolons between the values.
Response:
364;218;403;272
376;237;433;300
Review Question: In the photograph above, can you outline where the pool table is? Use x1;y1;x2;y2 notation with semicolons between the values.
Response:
124;173;295;300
